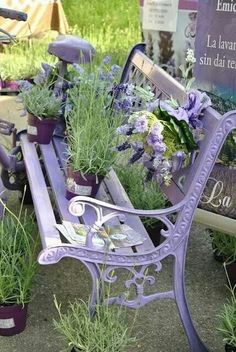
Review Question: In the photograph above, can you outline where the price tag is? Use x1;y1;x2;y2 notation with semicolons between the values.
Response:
142;0;179;32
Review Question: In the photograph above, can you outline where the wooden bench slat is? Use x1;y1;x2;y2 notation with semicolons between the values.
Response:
104;169;155;252
20;134;61;248
39;143;77;223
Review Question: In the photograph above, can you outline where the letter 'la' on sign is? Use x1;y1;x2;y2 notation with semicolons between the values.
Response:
142;0;179;32
194;0;236;102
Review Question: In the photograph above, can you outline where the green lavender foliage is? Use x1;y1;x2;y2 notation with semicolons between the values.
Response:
218;287;236;347
54;296;136;352
66;71;123;176
115;164;167;228
0;205;38;305
20;85;62;119
210;230;236;263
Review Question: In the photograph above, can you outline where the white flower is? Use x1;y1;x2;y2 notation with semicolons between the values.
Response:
186;49;196;64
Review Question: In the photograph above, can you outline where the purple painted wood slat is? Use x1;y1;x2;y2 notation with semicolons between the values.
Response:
20;134;61;248
104;169;155;252
39;143;77;223
131;51;187;104
97;183;134;255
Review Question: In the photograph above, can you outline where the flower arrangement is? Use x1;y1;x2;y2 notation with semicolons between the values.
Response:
116;89;211;185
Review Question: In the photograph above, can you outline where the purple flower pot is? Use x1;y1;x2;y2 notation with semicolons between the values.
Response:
0;304;28;336
4;81;19;91
225;262;236;288
27;113;57;144
66;168;104;200
225;343;236;352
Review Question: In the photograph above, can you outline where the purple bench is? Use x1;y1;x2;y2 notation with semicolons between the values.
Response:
18;44;236;351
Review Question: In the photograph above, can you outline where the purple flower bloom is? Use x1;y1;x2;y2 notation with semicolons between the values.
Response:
102;56;111;65
147;133;166;153
134;115;148;133
160;101;189;123
150;122;164;139
111;64;121;73
184;90;211;128
72;63;84;74
117;124;131;135
147;99;160;112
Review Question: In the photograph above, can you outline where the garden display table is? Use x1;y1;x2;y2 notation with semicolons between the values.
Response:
1;44;235;352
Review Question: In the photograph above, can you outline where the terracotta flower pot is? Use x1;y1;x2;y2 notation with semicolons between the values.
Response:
0;304;28;336
66;168;104;200
27;113;58;144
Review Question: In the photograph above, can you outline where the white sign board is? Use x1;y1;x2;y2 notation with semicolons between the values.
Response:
142;0;179;32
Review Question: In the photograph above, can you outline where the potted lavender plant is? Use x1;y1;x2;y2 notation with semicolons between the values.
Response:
65;64;122;199
0;204;38;336
20;84;62;144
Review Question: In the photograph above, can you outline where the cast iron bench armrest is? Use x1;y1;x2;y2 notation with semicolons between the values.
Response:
69;195;186;218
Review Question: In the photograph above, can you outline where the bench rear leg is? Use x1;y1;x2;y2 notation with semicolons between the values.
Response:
174;241;209;352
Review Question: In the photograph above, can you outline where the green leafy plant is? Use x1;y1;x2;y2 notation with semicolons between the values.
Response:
66;69;123;176
210;230;236;264
218;287;236;348
20;84;62;120
0;202;38;305
54;295;136;352
115;164;166;229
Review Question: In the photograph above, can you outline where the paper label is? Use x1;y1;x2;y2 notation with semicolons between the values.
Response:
74;184;92;196
142;0;179;32
27;125;37;136
0;318;15;329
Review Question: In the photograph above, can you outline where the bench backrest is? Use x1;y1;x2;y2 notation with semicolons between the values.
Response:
120;44;235;208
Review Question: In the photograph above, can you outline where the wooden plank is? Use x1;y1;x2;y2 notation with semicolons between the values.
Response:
20;134;62;248
39;143;77;223
132;51;187;104
194;208;236;237
97;183;134;255
104;169;155;252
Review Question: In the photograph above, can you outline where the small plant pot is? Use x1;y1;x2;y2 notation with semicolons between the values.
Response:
27;113;57;144
4;81;19;91
66;168;104;200
0;304;28;336
225;343;236;352
225;262;236;288
144;222;166;247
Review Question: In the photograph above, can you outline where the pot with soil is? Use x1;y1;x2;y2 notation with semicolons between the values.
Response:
20;84;62;144
66;167;104;200
0;204;38;336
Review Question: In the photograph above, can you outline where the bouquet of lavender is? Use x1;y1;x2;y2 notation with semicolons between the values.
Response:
116;89;211;185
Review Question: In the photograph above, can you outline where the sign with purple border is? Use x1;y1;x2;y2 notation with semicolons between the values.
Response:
194;0;236;102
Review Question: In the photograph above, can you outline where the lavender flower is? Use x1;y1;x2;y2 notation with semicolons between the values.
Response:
151;122;164;139
147;133;166;154
116;124;131;135
72;63;84;74
129;149;144;163
102;56;111;65
111;64;121;73
134;115;148;133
